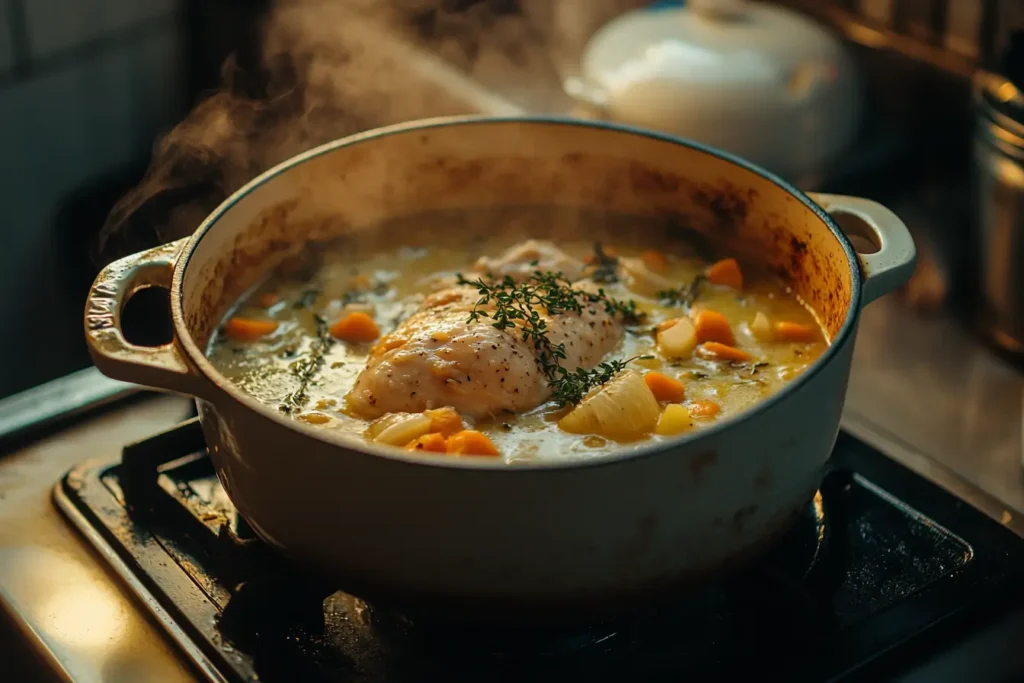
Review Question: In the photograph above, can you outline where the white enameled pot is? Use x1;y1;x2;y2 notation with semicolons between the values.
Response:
85;117;914;621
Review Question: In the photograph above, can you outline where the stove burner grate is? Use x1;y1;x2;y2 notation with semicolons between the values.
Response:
53;418;1024;683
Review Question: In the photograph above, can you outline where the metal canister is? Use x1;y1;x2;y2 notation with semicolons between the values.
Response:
972;69;1024;354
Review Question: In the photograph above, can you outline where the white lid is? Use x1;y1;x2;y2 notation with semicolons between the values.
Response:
569;0;862;180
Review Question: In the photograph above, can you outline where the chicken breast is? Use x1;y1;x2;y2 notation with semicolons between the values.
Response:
473;239;585;282
345;283;623;420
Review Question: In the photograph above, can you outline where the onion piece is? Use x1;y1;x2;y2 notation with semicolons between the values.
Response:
367;412;433;446
558;369;660;442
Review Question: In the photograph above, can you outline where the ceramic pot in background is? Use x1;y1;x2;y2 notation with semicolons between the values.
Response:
565;0;863;183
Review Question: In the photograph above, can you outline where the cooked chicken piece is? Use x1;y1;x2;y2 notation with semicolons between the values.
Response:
617;256;676;297
473;239;585;282
346;283;623;420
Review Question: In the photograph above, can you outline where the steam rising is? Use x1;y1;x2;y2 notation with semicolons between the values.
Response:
98;0;643;261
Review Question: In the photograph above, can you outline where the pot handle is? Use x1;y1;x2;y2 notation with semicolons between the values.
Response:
84;238;214;400
807;193;917;307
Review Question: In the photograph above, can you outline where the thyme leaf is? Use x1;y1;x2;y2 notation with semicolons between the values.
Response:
589;242;619;284
279;313;334;413
730;361;769;376
548;356;643;406
293;288;321;309
657;273;707;309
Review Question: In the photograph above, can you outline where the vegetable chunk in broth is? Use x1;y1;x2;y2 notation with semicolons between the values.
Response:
207;217;828;464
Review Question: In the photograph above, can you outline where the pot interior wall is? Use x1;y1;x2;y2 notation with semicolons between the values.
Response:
179;120;855;349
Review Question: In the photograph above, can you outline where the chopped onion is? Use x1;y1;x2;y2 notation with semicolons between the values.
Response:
366;412;433;446
558;369;660;441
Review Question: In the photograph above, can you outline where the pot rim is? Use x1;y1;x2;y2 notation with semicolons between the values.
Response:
172;115;863;472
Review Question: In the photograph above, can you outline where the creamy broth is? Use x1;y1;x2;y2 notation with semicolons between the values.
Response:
207;213;827;464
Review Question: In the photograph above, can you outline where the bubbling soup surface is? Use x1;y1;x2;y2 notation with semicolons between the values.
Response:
207;208;828;464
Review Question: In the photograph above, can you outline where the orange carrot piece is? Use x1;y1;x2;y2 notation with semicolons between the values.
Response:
446;430;500;456
405;433;448;453
696;342;753;362
330;311;380;343
641;249;669;273
424;407;465;436
256;293;279;308
644;371;686;403
693;310;736;345
772;321;820;343
224;317;278;341
688;400;721;418
706;258;743;289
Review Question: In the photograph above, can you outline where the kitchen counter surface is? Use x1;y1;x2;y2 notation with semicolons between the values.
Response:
0;395;197;683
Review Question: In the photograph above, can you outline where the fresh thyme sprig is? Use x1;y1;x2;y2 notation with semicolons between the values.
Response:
550;356;648;405
455;270;644;404
280;313;334;413
589;242;620;284
658;273;707;309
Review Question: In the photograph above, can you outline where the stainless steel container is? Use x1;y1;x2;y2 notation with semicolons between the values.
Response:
973;70;1024;354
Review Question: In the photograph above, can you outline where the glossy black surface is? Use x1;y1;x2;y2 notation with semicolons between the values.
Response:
56;420;1024;682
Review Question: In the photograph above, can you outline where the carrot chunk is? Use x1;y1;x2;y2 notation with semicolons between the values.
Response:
446;430;500;456
772;321;820;343
693;310;736;345
424;407;465;436
224;317;278;341
688;400;721;418
706;258;743;289
696;341;752;362
405;433;448;453
330;311;380;342
641;249;669;273
644;371;686;403
256;293;279;308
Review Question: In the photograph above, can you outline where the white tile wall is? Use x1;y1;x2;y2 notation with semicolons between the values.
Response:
0;0;14;73
25;0;178;59
0;21;183;394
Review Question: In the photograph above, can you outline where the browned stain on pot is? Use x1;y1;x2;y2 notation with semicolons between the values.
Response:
688;450;717;485
759;213;850;339
189;198;305;342
426;157;485;187
690;183;754;233
561;151;585;166
628;161;681;194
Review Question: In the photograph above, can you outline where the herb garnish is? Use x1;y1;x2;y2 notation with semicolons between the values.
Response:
589;242;619;284
280;313;334;413
549;356;649;405
293;288;321;309
455;270;644;404
731;361;769;376
658;273;707;309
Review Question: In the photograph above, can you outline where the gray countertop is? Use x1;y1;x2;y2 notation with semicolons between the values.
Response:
843;292;1024;533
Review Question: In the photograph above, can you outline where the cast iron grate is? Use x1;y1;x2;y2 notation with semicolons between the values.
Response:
55;418;1024;682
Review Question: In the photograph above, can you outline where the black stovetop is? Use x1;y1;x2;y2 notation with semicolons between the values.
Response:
54;418;1024;683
